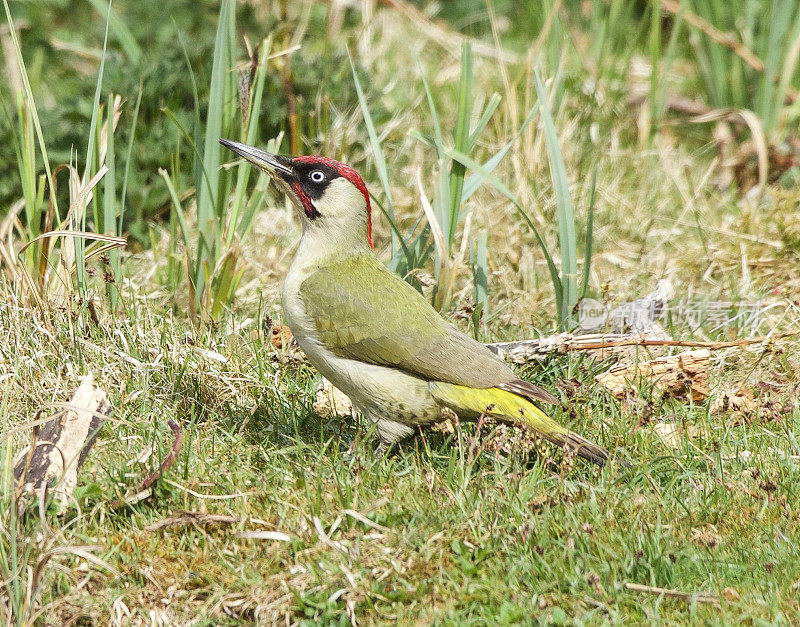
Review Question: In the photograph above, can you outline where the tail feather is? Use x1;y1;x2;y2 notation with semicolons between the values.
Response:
542;431;610;467
497;379;560;406
429;381;615;467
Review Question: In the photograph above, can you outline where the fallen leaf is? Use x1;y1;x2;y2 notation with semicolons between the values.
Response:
652;422;682;449
723;587;740;602
710;386;757;414
270;324;293;349
691;526;721;550
313;378;354;418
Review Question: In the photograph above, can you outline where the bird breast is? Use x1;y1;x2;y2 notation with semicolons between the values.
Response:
281;255;440;427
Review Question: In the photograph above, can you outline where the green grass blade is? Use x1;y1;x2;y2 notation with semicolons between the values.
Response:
3;80;40;267
647;0;661;139
119;83;143;236
347;49;410;270
414;53;451;242
408;130;436;148
757;1;790;128
103;94;116;238
162;106;214;201
174;17;203;200
74;0;112;294
237;134;283;241
103;94;117;305
159;168;193;254
461;101;540;204
775;6;800;135
86;0;142;64
369;193;414;270
229;38;272;247
443;145;562;311
91;113;103;235
465;93;501;153
580;168;597;301
196;0;234;232
534;70;576;326
1;0;58;218
653;0;685;127
348;49;400;257
447;42;472;247
471;229;489;324
413;55;445;155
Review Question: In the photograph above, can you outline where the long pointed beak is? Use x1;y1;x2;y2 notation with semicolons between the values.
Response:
219;138;293;176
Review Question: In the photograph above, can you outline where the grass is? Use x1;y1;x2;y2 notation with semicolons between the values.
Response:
2;299;800;623
3;0;800;623
683;0;800;138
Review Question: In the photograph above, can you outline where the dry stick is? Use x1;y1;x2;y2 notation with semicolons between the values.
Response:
110;420;183;508
140;420;183;491
660;0;764;72
487;330;800;363
14;376;112;512
625;582;720;606
145;512;239;532
570;330;799;351
279;59;299;156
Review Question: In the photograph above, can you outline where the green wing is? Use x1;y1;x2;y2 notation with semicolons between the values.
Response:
300;255;556;405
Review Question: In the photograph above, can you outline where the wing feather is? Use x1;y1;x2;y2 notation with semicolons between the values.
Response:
497;379;560;406
300;256;517;389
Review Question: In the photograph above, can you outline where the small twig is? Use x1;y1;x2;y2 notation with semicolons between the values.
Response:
572;331;799;351
342;509;391;533
110;420;183;508
628;92;714;117
236;530;292;541
140;420;183;491
313;516;348;554
625;582;720;607
660;0;764;72
145;512;239;532
161;478;252;500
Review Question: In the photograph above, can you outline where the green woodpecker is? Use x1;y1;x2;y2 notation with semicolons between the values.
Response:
220;139;611;465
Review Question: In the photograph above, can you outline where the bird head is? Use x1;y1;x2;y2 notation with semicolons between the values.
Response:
220;139;373;250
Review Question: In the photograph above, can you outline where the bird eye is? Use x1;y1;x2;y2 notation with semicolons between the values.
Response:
309;170;325;183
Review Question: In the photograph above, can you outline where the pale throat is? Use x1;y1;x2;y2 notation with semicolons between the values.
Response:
295;177;374;268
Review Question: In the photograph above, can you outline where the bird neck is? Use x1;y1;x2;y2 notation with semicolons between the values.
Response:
291;218;375;277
